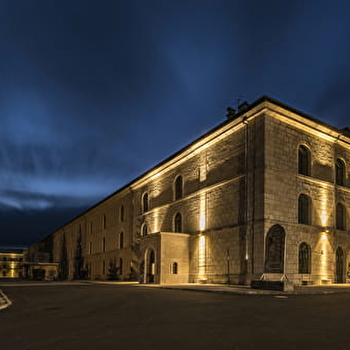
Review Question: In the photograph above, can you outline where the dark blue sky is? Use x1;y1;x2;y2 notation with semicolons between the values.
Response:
1;0;350;246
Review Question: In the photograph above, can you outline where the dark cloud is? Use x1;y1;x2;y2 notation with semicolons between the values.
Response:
1;0;350;246
0;206;90;246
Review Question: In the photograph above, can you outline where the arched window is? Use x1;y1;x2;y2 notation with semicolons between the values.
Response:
298;145;310;176
336;203;346;230
264;224;285;273
142;193;149;213
298;194;311;225
174;212;182;233
172;262;178;274
120;205;124;222
141;223;148;236
298;242;311;274
336;159;346;186
119;258;123;276
174;176;183;200
119;232;124;249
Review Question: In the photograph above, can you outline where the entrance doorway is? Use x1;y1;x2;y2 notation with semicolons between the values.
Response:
146;249;155;283
336;247;344;283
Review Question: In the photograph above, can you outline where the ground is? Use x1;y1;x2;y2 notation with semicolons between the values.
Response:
1;283;350;349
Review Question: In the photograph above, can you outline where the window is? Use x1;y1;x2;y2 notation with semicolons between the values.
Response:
141;223;148;236
103;214;107;229
298;145;310;176
89;241;92;255
102;237;106;252
336;159;346;186
298;194;311;225
119;258;123;275
119;232;124;249
142;193;149;213
174;212;182;233
336;203;346;230
174;176;183;200
264;225;285;273
120;205;124;222
102;260;106;275
172;262;178;274
90;221;93;234
298;242;311;274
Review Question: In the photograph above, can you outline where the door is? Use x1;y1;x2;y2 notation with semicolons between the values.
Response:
146;250;155;283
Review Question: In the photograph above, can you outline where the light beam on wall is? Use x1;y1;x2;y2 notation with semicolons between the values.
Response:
319;187;332;227
153;208;160;233
316;232;332;283
198;235;206;280
199;193;206;232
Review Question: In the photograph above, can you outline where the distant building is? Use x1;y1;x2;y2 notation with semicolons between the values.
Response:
0;247;25;278
28;96;350;285
22;239;58;281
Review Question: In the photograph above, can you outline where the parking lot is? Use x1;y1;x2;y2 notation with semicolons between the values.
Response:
1;282;350;349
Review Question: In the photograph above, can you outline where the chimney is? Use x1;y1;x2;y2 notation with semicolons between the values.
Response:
237;101;249;113
226;107;236;119
341;127;350;137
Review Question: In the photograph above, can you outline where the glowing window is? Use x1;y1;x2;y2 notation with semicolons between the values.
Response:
336;159;346;186
336;203;346;230
298;194;311;225
174;212;182;233
298;145;310;176
298;242;311;274
174;176;183;200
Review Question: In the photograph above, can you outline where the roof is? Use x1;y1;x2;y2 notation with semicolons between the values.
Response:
0;247;26;254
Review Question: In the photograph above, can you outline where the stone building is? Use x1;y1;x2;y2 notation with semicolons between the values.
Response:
27;96;350;285
0;247;25;278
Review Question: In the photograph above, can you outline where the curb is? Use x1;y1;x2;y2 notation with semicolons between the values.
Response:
0;289;12;310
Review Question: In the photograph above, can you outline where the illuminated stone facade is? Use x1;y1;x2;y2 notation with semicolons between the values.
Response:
0;248;25;278
27;96;350;285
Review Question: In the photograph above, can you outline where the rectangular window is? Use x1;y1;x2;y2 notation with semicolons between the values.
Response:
89;241;92;255
103;215;107;229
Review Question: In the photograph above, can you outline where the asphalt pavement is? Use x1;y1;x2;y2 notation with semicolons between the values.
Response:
2;282;350;350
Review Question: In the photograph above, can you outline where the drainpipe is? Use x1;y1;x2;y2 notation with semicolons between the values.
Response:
333;135;341;281
242;117;251;278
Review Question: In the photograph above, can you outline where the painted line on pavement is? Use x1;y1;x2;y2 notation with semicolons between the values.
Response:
0;289;12;310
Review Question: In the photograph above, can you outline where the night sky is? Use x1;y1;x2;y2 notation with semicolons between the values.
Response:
1;0;350;247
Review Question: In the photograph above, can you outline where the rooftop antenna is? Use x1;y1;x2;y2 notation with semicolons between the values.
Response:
236;95;244;109
226;94;248;119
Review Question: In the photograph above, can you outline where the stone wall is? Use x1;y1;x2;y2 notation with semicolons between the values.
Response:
263;113;350;284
